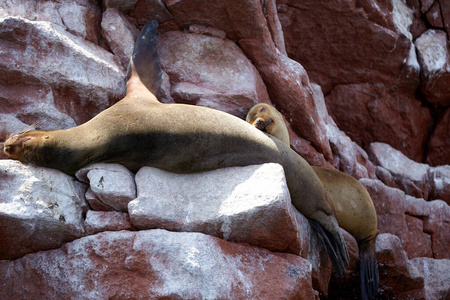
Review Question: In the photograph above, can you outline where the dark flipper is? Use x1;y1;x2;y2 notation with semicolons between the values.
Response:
309;219;349;277
359;237;379;300
127;20;162;96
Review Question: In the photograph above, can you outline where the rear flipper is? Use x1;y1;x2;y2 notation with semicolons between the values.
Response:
359;236;379;300
127;20;162;96
309;219;349;277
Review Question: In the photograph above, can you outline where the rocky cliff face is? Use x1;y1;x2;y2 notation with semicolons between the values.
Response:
0;0;449;299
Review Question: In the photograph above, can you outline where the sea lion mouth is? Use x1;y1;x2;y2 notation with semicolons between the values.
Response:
254;118;274;132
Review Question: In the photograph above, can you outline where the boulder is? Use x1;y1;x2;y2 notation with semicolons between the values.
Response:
0;160;87;260
369;142;430;199
76;164;136;212
0;17;126;127
158;30;270;119
130;164;307;255
361;178;450;259
101;8;140;68
0;230;317;299
375;233;425;299
410;257;450;300
415;29;450;107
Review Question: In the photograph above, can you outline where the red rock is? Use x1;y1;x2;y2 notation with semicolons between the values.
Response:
0;17;126;125
425;1;444;28
85;210;135;235
76;164;136;212
0;230;317;299
0;160;88;260
101;8;140;68
278;0;418;92
326;84;432;163
369;142;430;199
158;31;270;119
429;165;450;204
362;178;450;260
375;233;425;299
426;107;450;167
410;257;450;300
312;84;376;179
415;29;450;106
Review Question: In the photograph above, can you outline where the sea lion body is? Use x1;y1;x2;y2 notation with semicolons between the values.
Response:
247;103;379;299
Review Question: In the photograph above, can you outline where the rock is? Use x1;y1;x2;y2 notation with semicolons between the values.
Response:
326;83;432;164
429;165;450;204
0;160;87;260
410;257;450;300
130;164;307;255
415;29;450;107
0;230;317;299
369;142;430;199
0;0;102;44
101;8;140;68
426;107;450;167
158;31;270;119
375;233;425;299
278;0;418;92
425;1;444;28
84;210;135;235
0;17;126;126
361;178;450;260
311;84;376;179
76;164;136;212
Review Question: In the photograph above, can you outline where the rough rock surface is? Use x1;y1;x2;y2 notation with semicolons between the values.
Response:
415;29;450;107
0;230;317;300
76;163;136;212
361;178;450;260
130;164;306;255
0;160;87;260
1;0;449;298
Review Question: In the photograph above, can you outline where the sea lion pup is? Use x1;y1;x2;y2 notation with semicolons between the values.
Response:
246;103;379;300
3;21;349;276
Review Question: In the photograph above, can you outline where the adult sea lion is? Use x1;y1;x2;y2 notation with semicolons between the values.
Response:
246;103;379;300
3;21;349;276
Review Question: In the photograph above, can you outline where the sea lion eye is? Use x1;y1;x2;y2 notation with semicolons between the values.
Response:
259;107;266;112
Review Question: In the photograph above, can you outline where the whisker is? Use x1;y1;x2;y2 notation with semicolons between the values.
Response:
8;121;43;139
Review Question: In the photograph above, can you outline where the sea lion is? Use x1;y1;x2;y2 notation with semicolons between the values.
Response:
3;21;349;276
246;103;290;146
246;103;379;299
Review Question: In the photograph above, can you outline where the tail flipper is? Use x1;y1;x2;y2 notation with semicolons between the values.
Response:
309;219;349;277
359;237;379;300
127;20;162;96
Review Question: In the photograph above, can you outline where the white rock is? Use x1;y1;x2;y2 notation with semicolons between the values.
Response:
130;163;307;254
76;163;136;212
0;160;88;259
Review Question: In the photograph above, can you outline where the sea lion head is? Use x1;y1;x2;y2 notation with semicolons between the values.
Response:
3;131;49;163
246;103;290;146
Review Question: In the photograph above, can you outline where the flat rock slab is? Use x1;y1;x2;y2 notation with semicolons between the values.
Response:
130;163;307;254
0;229;316;300
0;160;88;260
